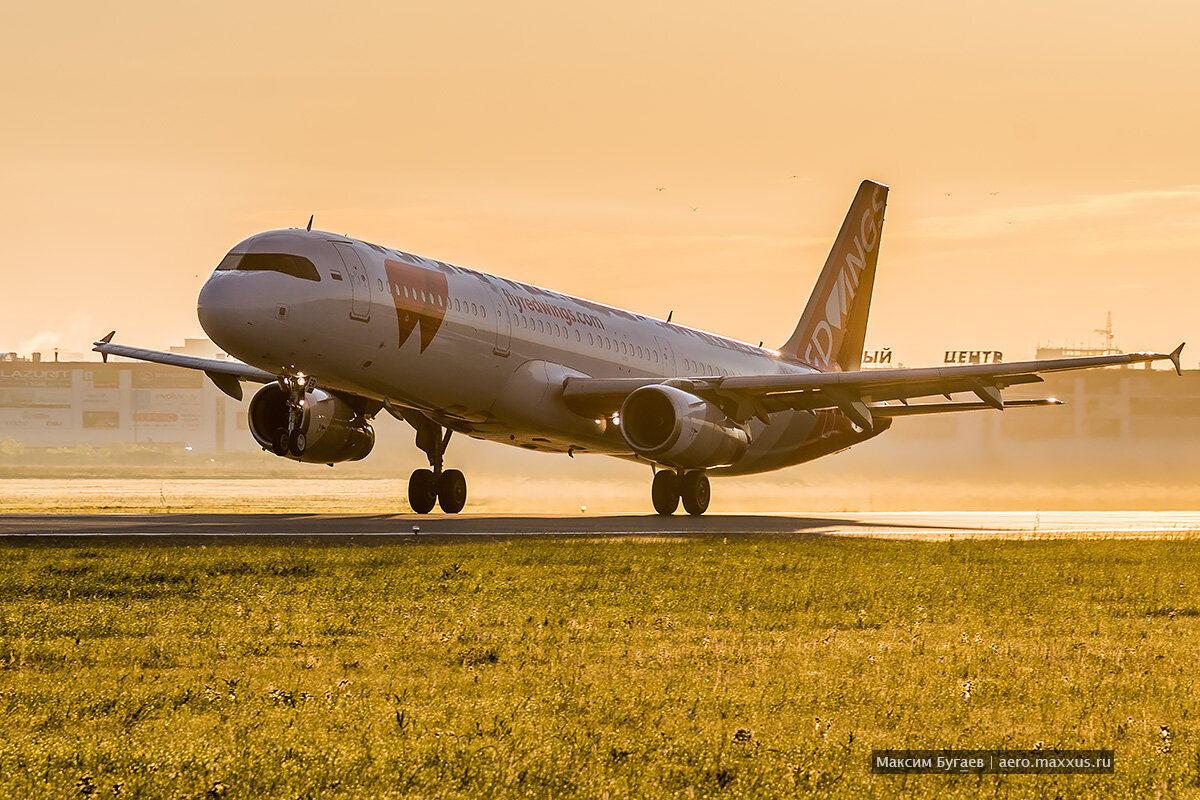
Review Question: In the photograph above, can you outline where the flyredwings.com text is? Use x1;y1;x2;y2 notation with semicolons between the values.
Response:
500;288;606;330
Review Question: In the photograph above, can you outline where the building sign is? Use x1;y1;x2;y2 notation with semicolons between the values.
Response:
82;410;120;430
88;367;122;389
862;348;893;366
945;350;1004;365
0;367;72;388
0;367;73;408
132;387;202;435
0;408;72;430
132;367;202;389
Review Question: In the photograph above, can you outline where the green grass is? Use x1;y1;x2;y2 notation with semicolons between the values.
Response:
1;537;1198;798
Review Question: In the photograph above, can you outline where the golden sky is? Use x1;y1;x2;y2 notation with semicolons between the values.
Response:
3;0;1199;367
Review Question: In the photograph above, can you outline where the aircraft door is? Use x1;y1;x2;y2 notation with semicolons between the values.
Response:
488;282;512;356
332;243;371;321
655;336;677;376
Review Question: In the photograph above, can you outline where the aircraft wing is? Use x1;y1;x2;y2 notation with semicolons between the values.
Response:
92;332;275;401
562;345;1184;430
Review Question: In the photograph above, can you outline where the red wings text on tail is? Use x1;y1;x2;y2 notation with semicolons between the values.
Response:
780;179;888;372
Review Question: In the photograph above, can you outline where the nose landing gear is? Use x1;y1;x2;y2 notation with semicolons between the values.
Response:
404;412;467;514
651;469;710;516
273;374;314;457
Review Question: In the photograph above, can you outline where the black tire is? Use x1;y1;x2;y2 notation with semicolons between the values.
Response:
290;431;307;457
680;470;710;516
437;469;468;514
651;470;681;516
272;430;289;457
408;469;437;514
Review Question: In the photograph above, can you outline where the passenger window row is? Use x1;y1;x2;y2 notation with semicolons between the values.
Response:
682;358;728;376
500;310;731;378
381;281;487;318
578;331;668;367
514;315;583;339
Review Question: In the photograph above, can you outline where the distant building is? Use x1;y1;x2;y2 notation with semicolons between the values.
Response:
169;338;229;359
887;364;1198;452
0;343;248;453
1034;345;1121;360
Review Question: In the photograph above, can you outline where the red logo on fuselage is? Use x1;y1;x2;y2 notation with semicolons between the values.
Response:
384;259;449;353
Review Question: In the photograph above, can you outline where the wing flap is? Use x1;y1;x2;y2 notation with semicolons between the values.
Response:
873;398;1063;417
720;350;1171;394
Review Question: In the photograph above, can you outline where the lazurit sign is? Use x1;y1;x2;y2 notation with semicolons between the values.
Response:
0;368;72;388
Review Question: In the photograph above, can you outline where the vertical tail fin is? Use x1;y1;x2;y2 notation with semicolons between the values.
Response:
779;180;888;371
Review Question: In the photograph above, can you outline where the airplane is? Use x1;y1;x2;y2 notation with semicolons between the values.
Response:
94;180;1184;516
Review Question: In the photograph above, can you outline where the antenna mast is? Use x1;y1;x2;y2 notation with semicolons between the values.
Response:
1094;311;1116;353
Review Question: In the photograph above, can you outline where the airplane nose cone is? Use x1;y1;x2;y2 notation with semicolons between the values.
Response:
197;272;245;353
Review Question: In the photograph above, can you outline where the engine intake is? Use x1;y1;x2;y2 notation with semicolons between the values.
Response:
248;384;374;464
620;385;748;469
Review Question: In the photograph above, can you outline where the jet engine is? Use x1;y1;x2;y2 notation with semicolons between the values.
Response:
619;385;749;469
247;383;374;464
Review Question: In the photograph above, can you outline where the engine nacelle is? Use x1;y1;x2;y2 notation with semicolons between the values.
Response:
619;385;749;469
247;384;374;464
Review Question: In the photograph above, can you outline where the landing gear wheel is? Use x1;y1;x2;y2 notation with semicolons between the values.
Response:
272;430;289;457
651;470;681;515
408;469;437;514
289;431;307;457
680;471;710;516
437;469;468;514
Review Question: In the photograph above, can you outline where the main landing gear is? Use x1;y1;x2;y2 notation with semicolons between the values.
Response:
406;413;467;514
652;469;710;516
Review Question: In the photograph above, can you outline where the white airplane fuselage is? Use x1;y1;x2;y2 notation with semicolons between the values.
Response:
198;229;880;475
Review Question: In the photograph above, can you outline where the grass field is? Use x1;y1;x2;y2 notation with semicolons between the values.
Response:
1;537;1198;798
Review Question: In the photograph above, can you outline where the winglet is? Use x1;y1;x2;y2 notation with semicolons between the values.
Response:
95;330;116;363
1170;342;1185;376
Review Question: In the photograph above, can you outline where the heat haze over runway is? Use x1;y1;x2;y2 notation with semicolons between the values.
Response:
2;511;1198;544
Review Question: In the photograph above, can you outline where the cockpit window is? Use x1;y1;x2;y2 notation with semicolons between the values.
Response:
215;253;321;281
215;253;243;271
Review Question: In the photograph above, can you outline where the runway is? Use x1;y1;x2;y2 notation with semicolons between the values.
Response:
0;510;1198;543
